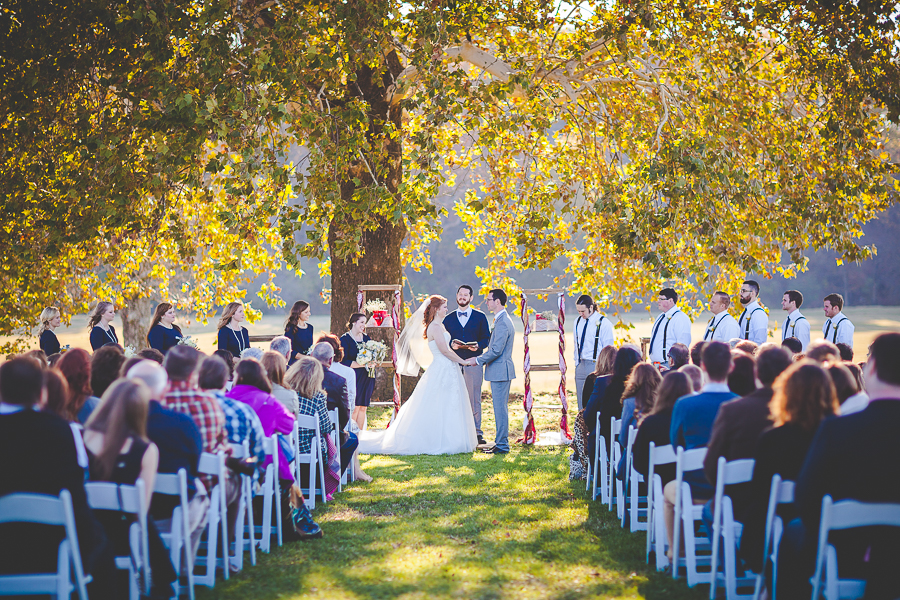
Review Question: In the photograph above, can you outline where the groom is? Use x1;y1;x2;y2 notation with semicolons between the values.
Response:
466;288;515;454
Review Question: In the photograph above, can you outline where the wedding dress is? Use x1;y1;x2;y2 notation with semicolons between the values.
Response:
356;331;478;455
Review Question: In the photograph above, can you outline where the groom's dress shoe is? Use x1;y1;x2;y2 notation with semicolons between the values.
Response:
481;446;509;454
477;435;487;446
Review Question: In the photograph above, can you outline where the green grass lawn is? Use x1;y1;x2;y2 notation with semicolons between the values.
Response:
198;396;706;600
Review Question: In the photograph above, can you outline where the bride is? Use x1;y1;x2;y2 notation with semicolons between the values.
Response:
356;295;478;455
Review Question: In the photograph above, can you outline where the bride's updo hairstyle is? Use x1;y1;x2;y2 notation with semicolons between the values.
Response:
422;295;447;339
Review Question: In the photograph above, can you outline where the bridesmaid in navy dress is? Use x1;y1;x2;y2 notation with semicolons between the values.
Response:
147;302;184;354
217;301;250;362
88;301;119;350
284;300;314;365
340;312;375;429
38;306;62;356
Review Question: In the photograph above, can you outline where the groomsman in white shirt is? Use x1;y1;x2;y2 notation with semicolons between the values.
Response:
781;289;810;350
737;279;768;344
822;293;855;348
648;288;692;364
703;291;740;342
573;294;614;410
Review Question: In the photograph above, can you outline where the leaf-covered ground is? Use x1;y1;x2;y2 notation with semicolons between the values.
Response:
198;399;705;600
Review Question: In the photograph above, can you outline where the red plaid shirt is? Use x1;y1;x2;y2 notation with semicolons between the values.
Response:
163;380;230;491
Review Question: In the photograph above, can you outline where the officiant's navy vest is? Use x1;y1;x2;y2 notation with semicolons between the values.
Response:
443;309;492;360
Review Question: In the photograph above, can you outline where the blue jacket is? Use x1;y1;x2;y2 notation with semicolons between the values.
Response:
670;388;736;496
443;308;491;360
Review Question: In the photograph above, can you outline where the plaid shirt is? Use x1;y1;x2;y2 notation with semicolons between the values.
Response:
212;390;266;467
296;391;331;457
163;380;230;491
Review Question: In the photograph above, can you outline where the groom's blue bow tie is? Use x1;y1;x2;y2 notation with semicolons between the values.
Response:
458;310;469;317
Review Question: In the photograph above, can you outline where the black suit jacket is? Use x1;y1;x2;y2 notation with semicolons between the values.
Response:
0;409;106;573
322;368;350;439
796;400;900;597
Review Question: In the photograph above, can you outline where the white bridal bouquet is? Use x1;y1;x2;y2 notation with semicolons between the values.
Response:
177;335;200;349
357;339;388;376
123;345;137;358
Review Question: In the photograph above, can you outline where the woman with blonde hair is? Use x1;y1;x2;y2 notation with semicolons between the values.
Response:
739;361;839;573
38;306;62;356
260;350;298;414
217;301;250;361
147;302;183;354
87;301;118;350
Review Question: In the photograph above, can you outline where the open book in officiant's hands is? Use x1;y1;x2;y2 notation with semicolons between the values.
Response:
451;339;479;350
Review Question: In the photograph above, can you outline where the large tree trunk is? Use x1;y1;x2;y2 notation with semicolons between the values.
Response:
121;295;156;350
328;54;412;402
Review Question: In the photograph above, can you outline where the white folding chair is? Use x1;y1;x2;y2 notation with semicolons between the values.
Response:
226;441;256;571
85;480;150;599
0;491;90;599
154;468;195;600
646;442;678;571
625;425;649;531
609;417;624;518
810;496;900;600
254;435;282;553
193;452;228;587
293;413;326;510
672;446;713;587
752;475;794;600
709;457;756;600
328;408;345;491
589;412;611;503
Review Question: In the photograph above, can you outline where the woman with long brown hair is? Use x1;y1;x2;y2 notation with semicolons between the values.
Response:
88;301;118;350
739;361;839;573
147;302;183;354
217;301;250;360
284;300;313;364
340;312;375;428
54;348;101;423
632;370;694;485
615;362;662;476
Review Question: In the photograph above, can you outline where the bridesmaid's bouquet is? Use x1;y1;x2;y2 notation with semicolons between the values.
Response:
178;335;200;349
123;345;137;358
357;340;388;376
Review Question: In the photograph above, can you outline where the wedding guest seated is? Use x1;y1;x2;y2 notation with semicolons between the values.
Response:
269;335;292;361
261;350;299;414
835;342;853;362
574;345;617;473
663;342;737;553
310;342;359;476
240;347;264;361
739;360;838;574
678;364;703;391
633;371;694;487
781;336;803;358
667;343;690;371
585;347;641;465
83;379;177;599
138;347;165;364
839;362;869;415
198;356;266;471
777;333;900;599
120;356;145;377
91;345;126;401
735;340;758;355
616;363;662;477
826;361;860;408
56;347;102;424
23;349;49;368
0;357;113;596
806;339;839;362
690;341;706;366
727;351;757;396
704;345;791;522
583;345;618;410
213;349;235;383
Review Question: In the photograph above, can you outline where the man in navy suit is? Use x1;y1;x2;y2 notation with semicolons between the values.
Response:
444;285;492;446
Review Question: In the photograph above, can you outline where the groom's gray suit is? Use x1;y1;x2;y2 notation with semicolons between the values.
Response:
476;310;516;452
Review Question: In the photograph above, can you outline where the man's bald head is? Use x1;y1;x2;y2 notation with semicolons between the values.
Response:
127;360;168;399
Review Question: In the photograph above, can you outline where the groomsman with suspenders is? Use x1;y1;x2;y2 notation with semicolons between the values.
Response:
781;289;811;350
822;293;855;348
573;294;614;411
703;291;740;342
444;285;492;446
737;279;768;344
648;288;692;365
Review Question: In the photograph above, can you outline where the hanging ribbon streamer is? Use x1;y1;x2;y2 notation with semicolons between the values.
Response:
356;291;364;313
518;292;537;445
390;289;402;422
557;292;571;439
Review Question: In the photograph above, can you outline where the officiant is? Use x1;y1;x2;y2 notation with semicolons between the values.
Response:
444;285;492;446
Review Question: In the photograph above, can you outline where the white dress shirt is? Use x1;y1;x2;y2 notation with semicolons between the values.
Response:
573;311;614;364
648;305;692;363
781;309;811;350
738;300;768;344
822;311;855;348
704;311;740;343
330;361;357;408
456;306;472;328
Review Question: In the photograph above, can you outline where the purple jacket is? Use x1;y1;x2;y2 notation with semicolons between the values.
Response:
227;384;296;482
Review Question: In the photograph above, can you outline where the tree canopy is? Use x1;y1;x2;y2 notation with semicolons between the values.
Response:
2;0;898;351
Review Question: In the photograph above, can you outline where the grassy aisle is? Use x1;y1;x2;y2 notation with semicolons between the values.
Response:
199;402;705;600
